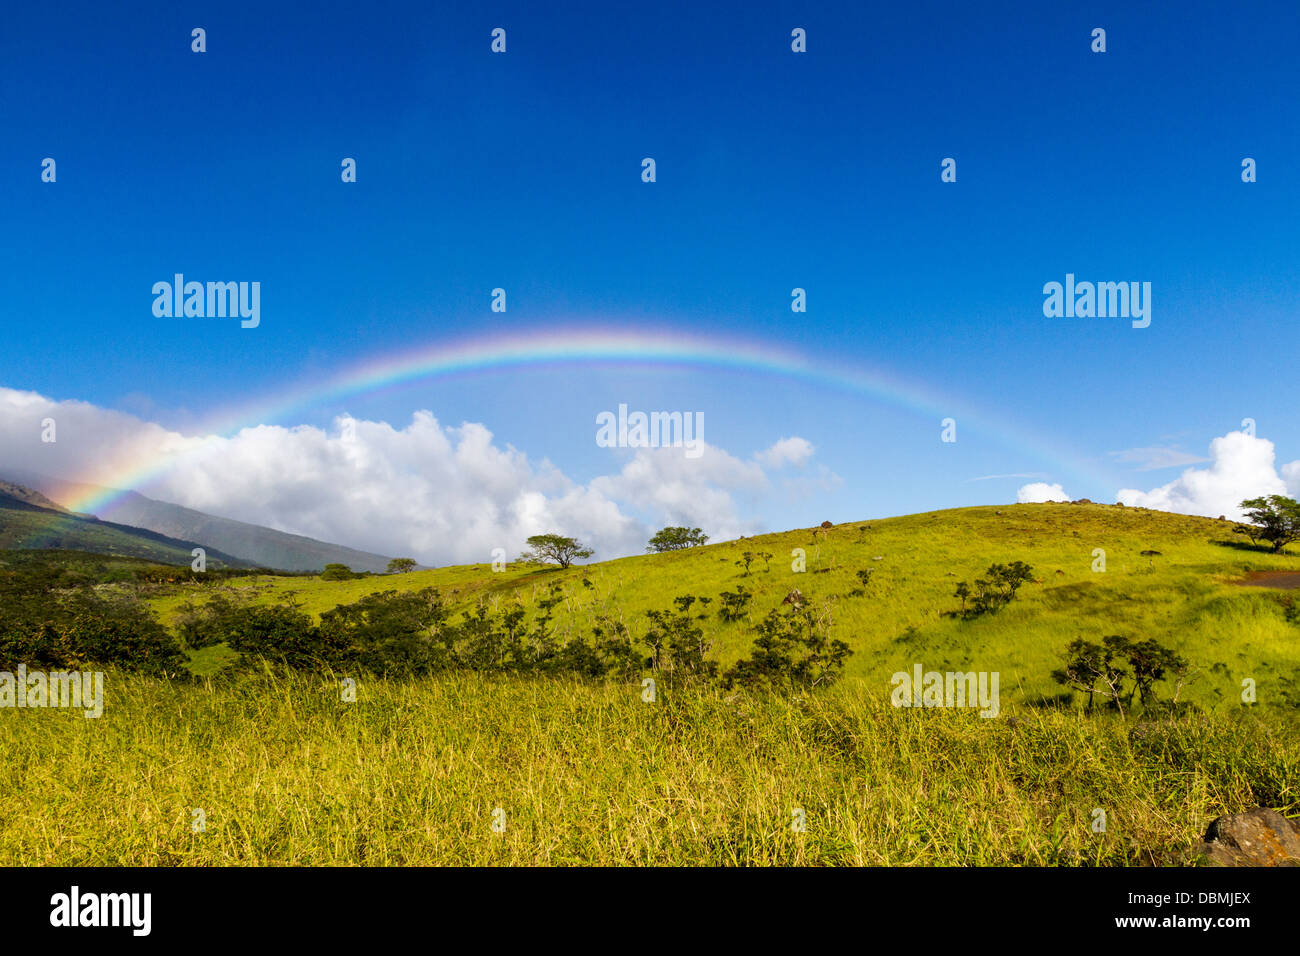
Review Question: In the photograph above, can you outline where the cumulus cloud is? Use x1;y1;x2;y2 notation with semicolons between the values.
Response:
0;386;827;566
1117;431;1298;520
1017;482;1071;503
1284;461;1300;498
755;436;814;469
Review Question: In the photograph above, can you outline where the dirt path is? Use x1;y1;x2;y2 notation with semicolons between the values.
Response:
1238;571;1300;589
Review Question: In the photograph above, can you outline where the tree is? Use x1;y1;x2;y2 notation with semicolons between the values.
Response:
725;602;851;692
520;533;593;569
321;563;356;581
1051;635;1191;716
386;557;417;574
646;526;709;552
951;561;1034;618
1235;495;1300;553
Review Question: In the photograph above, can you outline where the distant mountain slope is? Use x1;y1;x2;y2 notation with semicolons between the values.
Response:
0;487;254;568
0;469;395;573
0;480;68;513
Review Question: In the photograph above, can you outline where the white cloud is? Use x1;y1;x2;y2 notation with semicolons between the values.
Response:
1117;430;1298;520
1109;446;1210;471
1284;461;1300;498
756;436;814;469
0;386;824;566
1017;482;1071;503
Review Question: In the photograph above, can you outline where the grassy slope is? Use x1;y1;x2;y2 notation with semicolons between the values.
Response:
154;503;1300;708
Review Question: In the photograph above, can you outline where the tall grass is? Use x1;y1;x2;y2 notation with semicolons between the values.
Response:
2;670;1293;865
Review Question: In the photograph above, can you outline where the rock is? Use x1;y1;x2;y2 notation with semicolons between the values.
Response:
1070;498;1094;505
781;588;805;608
1198;809;1300;866
995;510;1003;515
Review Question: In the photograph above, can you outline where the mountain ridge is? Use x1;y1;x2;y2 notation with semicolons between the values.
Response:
0;469;395;573
0;486;255;568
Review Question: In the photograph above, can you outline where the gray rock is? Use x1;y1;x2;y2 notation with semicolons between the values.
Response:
1198;808;1300;866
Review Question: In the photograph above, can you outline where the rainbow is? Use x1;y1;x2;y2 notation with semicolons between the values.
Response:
65;325;1114;515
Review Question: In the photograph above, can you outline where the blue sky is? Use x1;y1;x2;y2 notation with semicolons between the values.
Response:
2;1;1297;561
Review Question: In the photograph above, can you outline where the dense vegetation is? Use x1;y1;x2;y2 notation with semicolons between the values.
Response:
0;551;283;676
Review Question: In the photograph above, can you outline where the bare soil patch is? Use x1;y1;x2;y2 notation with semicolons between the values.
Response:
1238;571;1300;589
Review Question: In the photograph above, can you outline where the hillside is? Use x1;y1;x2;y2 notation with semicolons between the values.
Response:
0;479;68;513
0;488;254;569
0;469;396;572
153;502;1300;709
7;500;1299;867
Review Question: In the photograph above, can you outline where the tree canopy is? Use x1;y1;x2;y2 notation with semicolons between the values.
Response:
646;526;709;552
521;533;593;569
1235;495;1300;553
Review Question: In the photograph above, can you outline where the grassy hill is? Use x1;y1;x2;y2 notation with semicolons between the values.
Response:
4;500;1298;866
153;502;1300;708
0;490;254;569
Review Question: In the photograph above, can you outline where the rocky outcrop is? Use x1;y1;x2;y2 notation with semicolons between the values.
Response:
1198;809;1300;866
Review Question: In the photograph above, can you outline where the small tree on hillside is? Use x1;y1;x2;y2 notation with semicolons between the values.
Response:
646;526;709;552
321;563;356;581
1235;495;1300;553
386;557;417;574
1052;635;1191;716
951;561;1034;618
520;533;594;569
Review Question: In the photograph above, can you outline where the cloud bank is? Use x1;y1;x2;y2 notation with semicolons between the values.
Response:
1117;431;1300;520
0;387;830;566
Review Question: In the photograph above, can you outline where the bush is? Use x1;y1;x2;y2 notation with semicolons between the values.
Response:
0;592;186;677
725;603;851;691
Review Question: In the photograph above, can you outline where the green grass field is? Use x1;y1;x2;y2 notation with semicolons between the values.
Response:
160;502;1300;708
3;502;1297;865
